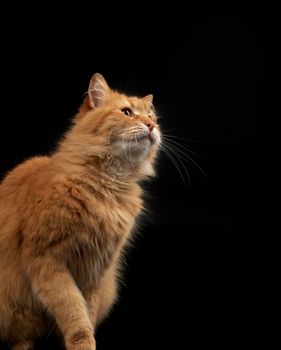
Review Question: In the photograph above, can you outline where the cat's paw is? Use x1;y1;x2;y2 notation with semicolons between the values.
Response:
66;331;96;350
67;341;96;350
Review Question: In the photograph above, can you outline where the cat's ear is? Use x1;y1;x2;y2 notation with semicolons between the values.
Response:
143;94;153;104
88;73;110;109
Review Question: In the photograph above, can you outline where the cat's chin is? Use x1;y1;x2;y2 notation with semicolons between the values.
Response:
110;138;157;166
111;139;150;160
137;134;157;146
137;128;160;146
109;127;160;170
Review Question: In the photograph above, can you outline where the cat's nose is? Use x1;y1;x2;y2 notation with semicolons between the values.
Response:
144;120;155;132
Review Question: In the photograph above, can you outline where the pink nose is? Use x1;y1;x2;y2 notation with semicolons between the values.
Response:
145;120;155;132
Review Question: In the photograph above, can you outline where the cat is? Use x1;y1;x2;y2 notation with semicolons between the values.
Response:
0;73;161;350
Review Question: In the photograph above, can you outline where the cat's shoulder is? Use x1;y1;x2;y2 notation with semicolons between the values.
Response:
12;156;50;172
0;156;51;188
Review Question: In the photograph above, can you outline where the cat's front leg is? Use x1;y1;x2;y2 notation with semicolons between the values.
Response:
85;289;100;330
24;254;96;350
85;266;118;330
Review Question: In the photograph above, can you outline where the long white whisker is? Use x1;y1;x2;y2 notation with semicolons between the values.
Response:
162;140;207;178
122;134;130;163
134;132;138;147
161;133;201;143
161;137;200;157
128;135;136;171
161;144;191;187
161;146;187;186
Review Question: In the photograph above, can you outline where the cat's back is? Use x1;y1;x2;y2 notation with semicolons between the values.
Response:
0;156;52;237
0;156;52;200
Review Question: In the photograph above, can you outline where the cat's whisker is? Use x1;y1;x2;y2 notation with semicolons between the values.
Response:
162;140;196;162
161;140;207;178
161;137;200;157
128;136;136;172
122;132;137;171
161;143;191;185
123;134;130;165
135;132;140;144
127;126;141;134
162;143;191;178
160;144;188;186
161;133;202;143
134;132;139;148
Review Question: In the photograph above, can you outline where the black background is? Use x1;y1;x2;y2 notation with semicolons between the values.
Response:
0;4;279;349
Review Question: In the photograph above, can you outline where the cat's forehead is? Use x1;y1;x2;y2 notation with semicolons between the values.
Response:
128;96;150;112
111;93;152;113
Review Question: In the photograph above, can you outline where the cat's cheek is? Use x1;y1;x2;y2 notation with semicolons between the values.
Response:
150;128;161;146
110;141;127;158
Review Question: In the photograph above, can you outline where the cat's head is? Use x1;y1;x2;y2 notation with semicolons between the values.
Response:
71;73;161;178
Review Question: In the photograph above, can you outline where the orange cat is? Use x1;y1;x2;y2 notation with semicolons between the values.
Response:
0;73;161;350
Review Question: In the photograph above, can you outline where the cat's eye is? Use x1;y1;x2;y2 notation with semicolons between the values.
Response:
121;108;133;117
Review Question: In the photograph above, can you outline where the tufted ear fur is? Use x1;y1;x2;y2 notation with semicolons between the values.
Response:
143;94;153;104
88;73;110;109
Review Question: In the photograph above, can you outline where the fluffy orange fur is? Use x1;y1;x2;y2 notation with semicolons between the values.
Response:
0;74;161;350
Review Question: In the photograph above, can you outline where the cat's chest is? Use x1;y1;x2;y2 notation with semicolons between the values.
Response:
67;190;142;289
83;188;142;240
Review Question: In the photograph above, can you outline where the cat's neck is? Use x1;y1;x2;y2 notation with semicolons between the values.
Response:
51;127;152;193
52;146;140;191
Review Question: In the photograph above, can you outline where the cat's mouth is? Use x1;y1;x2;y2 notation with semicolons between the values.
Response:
111;129;160;162
135;131;158;145
137;134;151;142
